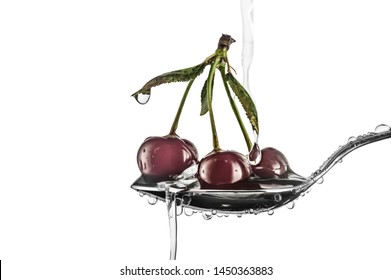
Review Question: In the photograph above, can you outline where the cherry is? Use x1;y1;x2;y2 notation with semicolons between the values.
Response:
251;147;290;179
137;135;198;181
197;150;251;186
182;138;199;159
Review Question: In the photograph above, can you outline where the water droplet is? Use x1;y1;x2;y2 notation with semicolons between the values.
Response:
202;212;213;220
348;136;357;143
306;187;312;194
134;93;150;105
139;192;145;197
181;195;191;206
184;207;194;216
249;209;254;214
237;214;242;218
157;182;168;191
274;194;282;202
217;213;223;218
175;198;182;206
287;201;295;210
147;196;158;205
317;177;324;184
300;192;305;197
212;210;217;215
338;158;343;163
224;214;229;217
176;204;183;216
268;210;274;216
375;124;391;133
248;142;262;165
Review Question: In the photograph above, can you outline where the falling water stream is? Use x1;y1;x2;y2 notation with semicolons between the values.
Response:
241;0;262;166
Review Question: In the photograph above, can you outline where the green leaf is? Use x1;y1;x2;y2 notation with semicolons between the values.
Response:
132;62;207;97
226;72;259;133
200;74;215;115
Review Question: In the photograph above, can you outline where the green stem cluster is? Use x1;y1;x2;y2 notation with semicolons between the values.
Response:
136;34;258;153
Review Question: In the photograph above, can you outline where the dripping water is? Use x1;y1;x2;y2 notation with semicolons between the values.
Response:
249;130;262;165
202;211;213;220
135;93;150;105
287;201;295;210
184;207;194;216
165;188;177;260
147;196;158;205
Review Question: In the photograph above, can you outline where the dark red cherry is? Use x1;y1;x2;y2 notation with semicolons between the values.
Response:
251;147;289;178
137;135;198;181
182;138;199;159
198;150;251;186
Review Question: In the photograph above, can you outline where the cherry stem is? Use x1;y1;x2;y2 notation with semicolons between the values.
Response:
219;66;252;151
169;79;195;135
207;58;222;151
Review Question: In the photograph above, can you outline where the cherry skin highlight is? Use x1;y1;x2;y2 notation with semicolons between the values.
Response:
251;147;289;179
198;150;251;186
137;135;198;181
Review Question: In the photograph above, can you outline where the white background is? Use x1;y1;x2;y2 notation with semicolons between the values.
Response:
1;0;391;279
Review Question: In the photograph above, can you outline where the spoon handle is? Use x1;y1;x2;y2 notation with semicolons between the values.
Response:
309;127;391;183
